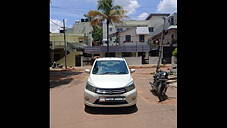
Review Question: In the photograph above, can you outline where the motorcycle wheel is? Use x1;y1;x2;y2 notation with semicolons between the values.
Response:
163;86;168;99
151;82;158;96
157;81;166;101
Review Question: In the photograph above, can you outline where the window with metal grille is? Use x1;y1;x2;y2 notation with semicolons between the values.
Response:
125;35;131;42
148;27;154;32
172;34;174;39
170;17;174;25
139;35;145;42
117;28;123;32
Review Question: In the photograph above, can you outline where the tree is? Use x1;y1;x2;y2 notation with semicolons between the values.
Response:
92;26;103;46
87;0;127;54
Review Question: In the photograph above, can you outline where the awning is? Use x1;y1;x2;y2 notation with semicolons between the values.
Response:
168;25;177;30
136;27;149;34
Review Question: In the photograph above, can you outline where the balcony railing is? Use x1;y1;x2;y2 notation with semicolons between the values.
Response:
120;41;148;46
84;44;150;53
50;41;87;50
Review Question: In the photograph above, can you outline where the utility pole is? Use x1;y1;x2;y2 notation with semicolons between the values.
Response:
107;20;109;54
156;16;166;72
62;19;67;69
52;41;55;64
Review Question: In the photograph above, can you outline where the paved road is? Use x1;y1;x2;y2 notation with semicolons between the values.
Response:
50;67;176;128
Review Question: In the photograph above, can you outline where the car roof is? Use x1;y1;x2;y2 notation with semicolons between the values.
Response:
96;57;125;61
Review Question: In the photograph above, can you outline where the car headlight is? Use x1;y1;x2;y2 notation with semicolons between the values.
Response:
85;82;96;92
125;82;135;92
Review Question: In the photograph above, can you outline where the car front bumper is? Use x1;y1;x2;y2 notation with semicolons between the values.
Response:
84;88;137;107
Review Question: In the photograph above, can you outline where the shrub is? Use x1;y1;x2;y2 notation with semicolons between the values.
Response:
172;48;177;57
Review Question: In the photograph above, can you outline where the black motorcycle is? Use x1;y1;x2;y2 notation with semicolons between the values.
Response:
150;70;169;102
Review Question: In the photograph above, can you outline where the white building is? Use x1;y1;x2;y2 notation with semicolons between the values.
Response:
99;14;170;59
149;12;177;64
84;13;177;65
102;13;170;46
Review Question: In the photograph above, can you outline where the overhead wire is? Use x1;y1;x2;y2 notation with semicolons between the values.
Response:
50;19;63;27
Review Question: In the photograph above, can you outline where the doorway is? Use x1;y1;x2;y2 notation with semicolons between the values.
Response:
75;56;81;66
138;52;147;64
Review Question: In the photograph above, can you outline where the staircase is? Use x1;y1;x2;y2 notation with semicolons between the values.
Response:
67;42;85;52
55;42;86;67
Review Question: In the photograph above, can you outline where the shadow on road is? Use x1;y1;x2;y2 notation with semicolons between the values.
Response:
50;70;83;79
150;90;169;102
50;70;83;88
150;89;158;96
84;105;138;115
50;78;74;88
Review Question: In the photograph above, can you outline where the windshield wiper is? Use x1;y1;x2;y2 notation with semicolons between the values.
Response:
117;72;127;74
101;72;128;74
102;72;118;74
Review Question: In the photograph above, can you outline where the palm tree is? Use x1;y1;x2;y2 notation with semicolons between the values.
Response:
87;0;127;54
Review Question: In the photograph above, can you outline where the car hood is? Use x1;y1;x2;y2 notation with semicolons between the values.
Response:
88;74;133;89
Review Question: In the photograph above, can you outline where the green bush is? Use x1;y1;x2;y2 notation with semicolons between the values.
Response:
172;48;177;57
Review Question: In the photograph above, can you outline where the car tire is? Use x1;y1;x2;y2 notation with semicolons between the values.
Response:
128;104;137;109
84;104;93;112
127;104;137;113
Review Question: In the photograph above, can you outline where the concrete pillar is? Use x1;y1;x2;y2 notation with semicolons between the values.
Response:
171;56;177;64
145;52;149;58
116;52;121;57
81;56;84;66
100;53;105;57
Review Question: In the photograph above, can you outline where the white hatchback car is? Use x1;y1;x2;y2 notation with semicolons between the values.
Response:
84;57;137;107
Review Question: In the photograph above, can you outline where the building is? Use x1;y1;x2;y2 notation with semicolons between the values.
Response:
104;13;170;45
84;13;170;65
67;20;93;46
149;12;177;64
50;19;93;67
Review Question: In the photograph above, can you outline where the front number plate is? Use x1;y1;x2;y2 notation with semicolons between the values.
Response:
99;97;125;102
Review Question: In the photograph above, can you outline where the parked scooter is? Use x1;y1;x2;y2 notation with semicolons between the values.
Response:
150;69;169;101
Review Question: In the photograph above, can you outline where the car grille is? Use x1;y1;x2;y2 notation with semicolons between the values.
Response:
95;88;126;95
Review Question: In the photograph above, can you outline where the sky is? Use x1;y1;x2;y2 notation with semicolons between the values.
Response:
50;0;177;33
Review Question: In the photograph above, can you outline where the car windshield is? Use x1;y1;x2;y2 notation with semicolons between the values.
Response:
92;60;129;75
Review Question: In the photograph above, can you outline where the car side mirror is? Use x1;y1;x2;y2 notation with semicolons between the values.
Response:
130;69;136;73
85;69;90;73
